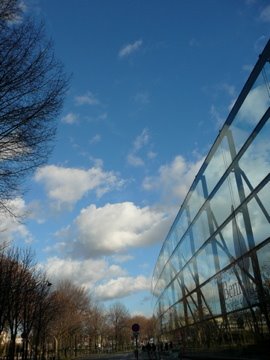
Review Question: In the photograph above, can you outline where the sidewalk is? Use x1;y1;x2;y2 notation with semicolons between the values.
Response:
139;348;269;360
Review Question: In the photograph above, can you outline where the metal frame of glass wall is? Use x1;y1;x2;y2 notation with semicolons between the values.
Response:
152;41;270;349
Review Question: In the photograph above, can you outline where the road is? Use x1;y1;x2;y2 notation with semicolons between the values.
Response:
80;352;136;360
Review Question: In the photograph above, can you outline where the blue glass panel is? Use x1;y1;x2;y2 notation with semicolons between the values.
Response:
203;136;232;196
187;180;205;221
238;118;270;198
191;210;211;252
196;242;216;284
247;181;270;247
230;63;270;154
174;208;189;242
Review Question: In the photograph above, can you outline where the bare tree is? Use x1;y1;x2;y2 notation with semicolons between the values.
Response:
84;302;108;352
0;3;68;215
48;280;90;359
0;0;22;23
107;302;130;351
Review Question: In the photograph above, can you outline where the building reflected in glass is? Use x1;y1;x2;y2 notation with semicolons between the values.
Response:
152;41;270;352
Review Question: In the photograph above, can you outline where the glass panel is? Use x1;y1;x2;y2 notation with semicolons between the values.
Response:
171;247;181;275
175;301;186;326
172;276;183;302
204;136;231;195
174;208;188;242
209;173;240;227
200;277;221;316
257;241;270;300
238;118;270;197
188;180;205;221
230;65;270;153
196;242;216;284
178;231;192;264
186;293;198;325
221;264;258;313
216;212;249;268
191;210;211;252
247;182;270;247
182;260;196;293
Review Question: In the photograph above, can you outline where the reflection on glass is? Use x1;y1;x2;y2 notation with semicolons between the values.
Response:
179;231;192;264
182;261;196;293
200;278;221;316
188;180;205;221
196;243;216;284
152;46;270;347
230;67;270;153
238;119;270;197
257;242;270;300
175;208;189;242
191;210;210;252
204;136;231;195
209;174;239;227
247;183;270;247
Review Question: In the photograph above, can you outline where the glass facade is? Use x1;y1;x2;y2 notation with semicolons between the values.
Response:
152;41;270;351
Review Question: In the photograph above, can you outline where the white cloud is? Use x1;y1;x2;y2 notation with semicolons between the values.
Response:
61;112;78;124
147;151;157;160
127;153;144;167
94;275;151;300
35;165;124;209
119;39;143;58
238;84;270;124
57;202;170;258
0;198;33;245
210;104;225;128
43;256;150;301
134;128;149;151
127;128;152;167
259;5;270;22
75;91;100;105
89;134;101;144
143;155;204;204
44;256;126;290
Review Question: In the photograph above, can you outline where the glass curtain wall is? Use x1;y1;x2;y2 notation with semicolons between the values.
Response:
152;41;270;351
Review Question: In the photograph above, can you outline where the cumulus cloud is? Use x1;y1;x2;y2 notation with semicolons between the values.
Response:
75;91;100;105
44;256;126;290
61;112;78;124
35;165;124;209
56;202;171;258
94;275;151;300
119;39;143;58
0;198;33;245
143;155;204;204
43;256;150;300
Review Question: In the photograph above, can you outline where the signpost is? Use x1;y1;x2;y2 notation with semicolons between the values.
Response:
132;323;140;360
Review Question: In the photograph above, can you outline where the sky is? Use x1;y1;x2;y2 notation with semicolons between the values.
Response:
1;0;270;316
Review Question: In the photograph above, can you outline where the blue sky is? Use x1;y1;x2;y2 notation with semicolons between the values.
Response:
2;0;270;316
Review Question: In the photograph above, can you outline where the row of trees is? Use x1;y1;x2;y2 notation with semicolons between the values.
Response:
0;246;157;360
